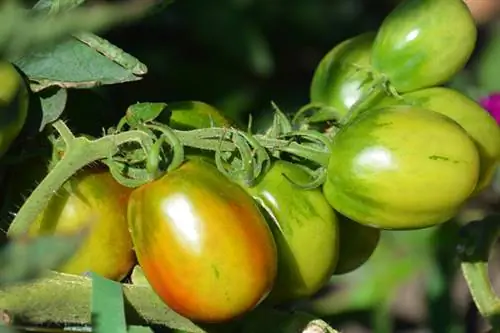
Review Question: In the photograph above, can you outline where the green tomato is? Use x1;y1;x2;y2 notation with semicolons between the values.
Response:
244;160;339;303
371;0;477;92
376;87;500;194
323;105;480;229
157;101;233;130
334;215;380;275
310;32;376;118
0;61;29;157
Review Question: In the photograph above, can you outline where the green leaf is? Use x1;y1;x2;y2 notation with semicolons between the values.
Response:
38;87;68;131
13;38;141;92
0;230;87;286
0;325;15;333
130;266;150;287
32;0;87;13
477;28;500;93
91;273;127;333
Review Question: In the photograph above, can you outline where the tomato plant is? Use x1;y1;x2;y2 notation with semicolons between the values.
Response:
371;0;477;92
376;87;500;193
309;32;375;118
27;166;135;281
244;160;339;303
323;105;480;229
127;158;278;323
0;61;29;158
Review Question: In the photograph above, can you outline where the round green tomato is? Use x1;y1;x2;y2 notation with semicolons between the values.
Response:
323;105;480;229
334;215;380;275
27;166;135;281
371;0;477;92
0;61;29;157
310;32;376;118
245;160;339;303
157;101;233;130
376;87;500;194
128;159;277;323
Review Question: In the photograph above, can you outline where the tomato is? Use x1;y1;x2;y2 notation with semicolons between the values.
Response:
376;87;500;194
26;166;135;281
127;159;277;323
157;101;233;130
323;105;480;229
371;0;477;93
244;160;339;303
333;215;380;275
0;61;29;158
310;32;376;118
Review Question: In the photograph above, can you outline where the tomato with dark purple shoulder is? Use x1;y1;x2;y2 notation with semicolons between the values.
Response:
310;32;376;118
0;61;29;158
323;105;480;230
243;160;339;303
375;87;500;194
127;158;277;323
334;215;380;275
371;0;477;92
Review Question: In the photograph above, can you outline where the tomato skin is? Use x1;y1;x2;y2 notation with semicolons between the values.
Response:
310;32;375;118
244;160;339;303
27;167;135;281
128;159;278;323
334;215;380;275
376;87;500;194
323;105;480;229
371;0;477;92
0;61;29;157
157;101;233;130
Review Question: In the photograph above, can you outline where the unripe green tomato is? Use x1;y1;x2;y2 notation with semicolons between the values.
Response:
244;160;339;303
0;61;29;157
27;166;136;281
334;215;380;275
310;32;376;118
157;101;233;130
323;105;480;229
371;0;477;92
128;159;278;323
376;87;500;194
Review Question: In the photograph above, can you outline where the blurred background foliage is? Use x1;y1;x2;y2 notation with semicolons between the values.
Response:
7;0;500;332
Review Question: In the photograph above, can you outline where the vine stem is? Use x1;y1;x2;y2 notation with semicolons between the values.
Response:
7;120;152;238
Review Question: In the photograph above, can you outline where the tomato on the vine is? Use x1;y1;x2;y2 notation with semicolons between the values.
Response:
376;87;500;193
244;160;339;303
371;0;477;93
323;105;480;230
127;158;278;323
334;215;380;275
27;165;135;281
310;32;376;118
157;101;233;130
0;61;29;158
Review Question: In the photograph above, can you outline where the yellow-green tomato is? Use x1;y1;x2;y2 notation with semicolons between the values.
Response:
0;61;29;158
245;160;339;303
323;105;480;229
376;87;500;193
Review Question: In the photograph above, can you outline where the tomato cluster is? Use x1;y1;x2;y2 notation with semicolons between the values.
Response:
3;0;500;326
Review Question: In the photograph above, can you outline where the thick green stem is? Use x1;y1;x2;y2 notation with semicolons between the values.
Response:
7;121;151;238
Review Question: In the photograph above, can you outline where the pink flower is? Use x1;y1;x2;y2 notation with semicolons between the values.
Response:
480;93;500;124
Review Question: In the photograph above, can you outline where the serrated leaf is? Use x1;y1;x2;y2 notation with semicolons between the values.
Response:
38;87;67;130
91;273;127;333
13;38;141;92
0;230;87;286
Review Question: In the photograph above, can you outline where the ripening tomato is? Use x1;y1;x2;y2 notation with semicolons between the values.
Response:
371;0;477;92
323;105;480;229
128;159;278;323
27;166;135;281
376;87;500;194
310;32;377;118
244;160;339;303
0;61;29;158
333;215;380;275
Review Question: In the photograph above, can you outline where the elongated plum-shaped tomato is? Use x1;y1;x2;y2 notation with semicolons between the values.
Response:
244;160;339;303
128;159;278;323
371;0;477;92
323;105;480;229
